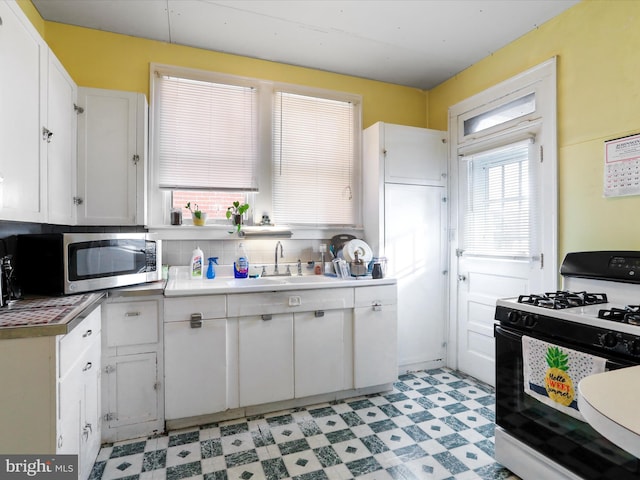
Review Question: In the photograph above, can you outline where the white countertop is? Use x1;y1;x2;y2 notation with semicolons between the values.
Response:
578;365;640;458
164;266;396;296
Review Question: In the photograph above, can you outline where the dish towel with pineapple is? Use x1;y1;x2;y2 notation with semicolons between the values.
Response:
522;335;606;421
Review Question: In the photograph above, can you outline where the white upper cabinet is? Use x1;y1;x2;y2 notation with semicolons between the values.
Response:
76;87;148;225
46;52;78;225
0;1;47;222
377;122;447;186
0;1;78;225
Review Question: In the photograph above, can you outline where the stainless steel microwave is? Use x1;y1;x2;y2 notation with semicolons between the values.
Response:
17;232;161;295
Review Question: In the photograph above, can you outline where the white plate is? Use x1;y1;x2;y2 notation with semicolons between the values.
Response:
343;239;373;263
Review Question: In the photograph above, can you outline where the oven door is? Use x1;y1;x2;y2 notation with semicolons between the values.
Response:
495;324;640;480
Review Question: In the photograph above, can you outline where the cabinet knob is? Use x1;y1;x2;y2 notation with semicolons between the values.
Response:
261;314;273;321
372;302;383;312
82;362;92;372
82;329;92;338
314;310;325;317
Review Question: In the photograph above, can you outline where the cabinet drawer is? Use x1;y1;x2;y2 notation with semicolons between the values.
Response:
227;288;354;317
354;285;397;308
59;305;101;378
105;300;159;347
164;295;227;322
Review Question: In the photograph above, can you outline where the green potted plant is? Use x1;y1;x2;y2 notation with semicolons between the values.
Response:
226;201;250;232
185;202;207;226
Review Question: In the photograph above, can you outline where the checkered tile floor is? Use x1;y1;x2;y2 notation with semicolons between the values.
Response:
90;368;520;480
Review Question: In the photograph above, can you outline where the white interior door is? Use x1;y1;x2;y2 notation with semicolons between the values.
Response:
456;140;542;385
449;60;558;387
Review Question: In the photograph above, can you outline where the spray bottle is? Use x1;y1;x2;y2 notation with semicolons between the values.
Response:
206;257;219;279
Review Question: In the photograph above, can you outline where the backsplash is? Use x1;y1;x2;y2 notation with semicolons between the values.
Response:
161;238;328;270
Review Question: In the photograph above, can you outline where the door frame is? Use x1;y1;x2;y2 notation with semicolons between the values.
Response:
446;58;559;372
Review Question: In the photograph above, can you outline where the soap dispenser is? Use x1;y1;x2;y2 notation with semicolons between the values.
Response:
206;257;218;279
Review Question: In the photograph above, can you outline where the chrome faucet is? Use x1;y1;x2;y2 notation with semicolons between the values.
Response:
274;241;283;275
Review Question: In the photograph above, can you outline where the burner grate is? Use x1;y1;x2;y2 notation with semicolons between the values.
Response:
517;291;608;309
598;305;640;325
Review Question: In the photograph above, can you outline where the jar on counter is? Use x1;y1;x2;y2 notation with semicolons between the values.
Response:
170;208;183;225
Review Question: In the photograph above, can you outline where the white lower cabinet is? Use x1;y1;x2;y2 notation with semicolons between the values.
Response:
164;296;227;420
57;305;102;480
162;284;396;422
102;296;163;442
353;285;398;388
239;313;294;406
104;353;158;429
294;309;346;397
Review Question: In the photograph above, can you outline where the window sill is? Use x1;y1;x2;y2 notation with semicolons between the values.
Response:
147;225;364;241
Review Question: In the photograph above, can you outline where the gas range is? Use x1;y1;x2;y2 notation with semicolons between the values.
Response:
494;251;640;480
496;251;640;359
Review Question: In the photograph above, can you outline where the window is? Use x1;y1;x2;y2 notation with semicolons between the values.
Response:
156;74;258;191
463;93;535;136
149;64;361;228
272;92;355;226
463;140;533;256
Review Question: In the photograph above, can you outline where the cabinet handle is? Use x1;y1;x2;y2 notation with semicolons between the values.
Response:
125;311;141;317
42;127;53;143
314;310;325;317
190;313;203;328
83;362;92;372
261;314;272;321
82;329;92;338
57;435;63;449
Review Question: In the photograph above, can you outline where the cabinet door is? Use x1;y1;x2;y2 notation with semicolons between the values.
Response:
79;337;101;480
0;1;46;222
103;353;158;429
239;314;293;406
353;303;398;388
294;310;345;398
76;87;147;225
57;366;81;455
384;123;446;186
47;52;77;225
164;319;226;419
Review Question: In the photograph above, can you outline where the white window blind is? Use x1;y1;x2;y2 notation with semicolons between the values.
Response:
272;92;355;225
463;140;535;257
156;74;258;191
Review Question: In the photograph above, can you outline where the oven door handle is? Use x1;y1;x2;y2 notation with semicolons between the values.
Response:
494;325;523;342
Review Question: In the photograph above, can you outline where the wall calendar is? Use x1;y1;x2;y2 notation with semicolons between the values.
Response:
604;133;640;197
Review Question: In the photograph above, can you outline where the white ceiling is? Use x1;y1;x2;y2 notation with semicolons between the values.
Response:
32;0;579;90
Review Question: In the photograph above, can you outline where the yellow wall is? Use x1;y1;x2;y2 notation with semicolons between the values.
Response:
429;0;640;258
21;0;640;257
40;22;427;131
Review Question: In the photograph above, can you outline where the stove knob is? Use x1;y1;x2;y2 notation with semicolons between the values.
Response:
601;332;618;348
523;314;537;328
626;339;640;356
507;311;520;324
